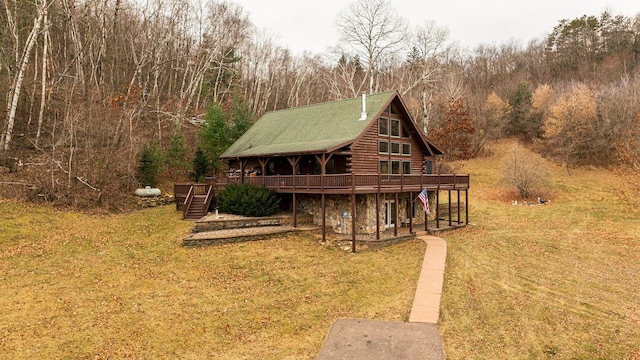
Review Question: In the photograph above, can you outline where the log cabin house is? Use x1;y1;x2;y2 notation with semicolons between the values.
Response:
179;90;469;248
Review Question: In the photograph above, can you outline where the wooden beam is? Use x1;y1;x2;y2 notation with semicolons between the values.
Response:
465;190;469;224
321;193;326;242
376;193;380;240
394;192;398;237
409;192;413;234
436;190;440;229
293;193;297;228
448;189;452;227
351;193;356;253
457;189;461;224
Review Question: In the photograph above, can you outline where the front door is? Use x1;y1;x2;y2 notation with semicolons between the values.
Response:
384;200;396;228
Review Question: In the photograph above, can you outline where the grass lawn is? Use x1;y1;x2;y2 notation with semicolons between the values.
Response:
2;139;639;359
440;140;640;359
0;202;425;359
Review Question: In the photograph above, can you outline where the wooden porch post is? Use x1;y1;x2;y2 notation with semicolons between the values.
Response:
466;190;469;224
375;193;380;240
457;189;461;224
394;192;398;237
351;193;356;253
436;190;440;229
321;193;326;242
448;189;452;227
293;193;297;228
408;192;413;234
257;158;269;186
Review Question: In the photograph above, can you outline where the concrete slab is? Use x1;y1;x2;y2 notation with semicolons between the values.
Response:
317;319;445;360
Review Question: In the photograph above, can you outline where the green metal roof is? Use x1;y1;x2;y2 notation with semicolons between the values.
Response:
221;91;397;158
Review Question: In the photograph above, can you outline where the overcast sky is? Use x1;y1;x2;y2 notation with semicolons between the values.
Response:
234;0;640;55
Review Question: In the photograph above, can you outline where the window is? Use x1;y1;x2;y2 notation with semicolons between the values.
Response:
378;117;389;135
391;142;401;154
379;141;389;154
401;124;411;138
391;160;401;174
379;160;389;174
425;160;433;174
402;143;411;156
391;119;400;137
403;161;411;174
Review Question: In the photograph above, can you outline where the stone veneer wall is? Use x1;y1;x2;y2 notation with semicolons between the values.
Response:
297;193;426;235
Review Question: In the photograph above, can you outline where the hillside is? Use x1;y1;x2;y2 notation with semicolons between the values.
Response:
440;140;640;359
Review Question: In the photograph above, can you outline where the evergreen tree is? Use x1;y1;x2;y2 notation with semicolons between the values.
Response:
165;131;189;180
506;82;542;141
199;98;253;173
192;148;210;182
137;143;163;187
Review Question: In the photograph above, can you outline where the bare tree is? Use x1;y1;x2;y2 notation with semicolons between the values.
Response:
335;0;407;94
404;21;450;134
2;0;45;150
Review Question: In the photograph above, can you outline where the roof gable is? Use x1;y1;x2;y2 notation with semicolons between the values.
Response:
221;91;396;158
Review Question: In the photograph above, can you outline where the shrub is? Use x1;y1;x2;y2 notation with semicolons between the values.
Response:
217;183;280;217
501;144;550;199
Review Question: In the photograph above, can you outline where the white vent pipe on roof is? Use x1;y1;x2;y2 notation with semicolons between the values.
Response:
359;93;367;121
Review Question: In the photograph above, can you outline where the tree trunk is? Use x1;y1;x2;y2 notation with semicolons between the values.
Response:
3;5;44;150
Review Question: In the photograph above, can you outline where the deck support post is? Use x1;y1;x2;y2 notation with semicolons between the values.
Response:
436;190;440;229
408;192;413;234
448;190;452;227
351;193;356;253
465;190;469;224
394;192;399;237
457;189;461;225
375;193;380;240
293;193;297;228
321;193;326;241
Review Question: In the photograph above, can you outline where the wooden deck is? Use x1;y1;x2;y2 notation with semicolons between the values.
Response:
205;173;469;194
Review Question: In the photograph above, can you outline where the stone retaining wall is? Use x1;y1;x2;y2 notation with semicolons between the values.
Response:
136;195;175;208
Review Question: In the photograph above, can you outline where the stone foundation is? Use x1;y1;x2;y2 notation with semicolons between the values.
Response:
297;193;427;235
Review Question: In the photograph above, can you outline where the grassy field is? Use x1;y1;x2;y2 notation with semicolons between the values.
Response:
0;202;425;359
440;140;640;359
2;139;639;359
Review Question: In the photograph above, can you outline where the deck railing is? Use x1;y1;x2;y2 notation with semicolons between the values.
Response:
206;173;469;193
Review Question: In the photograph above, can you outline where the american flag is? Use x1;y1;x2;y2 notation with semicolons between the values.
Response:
418;189;430;214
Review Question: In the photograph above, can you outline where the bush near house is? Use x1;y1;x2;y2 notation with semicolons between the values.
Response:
216;183;280;217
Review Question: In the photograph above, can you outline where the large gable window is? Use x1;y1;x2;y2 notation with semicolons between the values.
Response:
379;160;389;174
403;161;411;174
391;160;401;174
402;143;411;156
379;141;389;154
401;123;411;138
391;142;401;155
379;117;389;135
391;119;400;137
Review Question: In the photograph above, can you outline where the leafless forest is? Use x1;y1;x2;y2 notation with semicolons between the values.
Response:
1;0;639;209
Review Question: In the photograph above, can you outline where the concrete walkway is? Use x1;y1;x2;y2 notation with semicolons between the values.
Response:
318;233;448;359
409;233;447;323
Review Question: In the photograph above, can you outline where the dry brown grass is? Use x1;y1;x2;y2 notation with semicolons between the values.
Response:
0;202;425;359
3;139;639;359
440;139;640;359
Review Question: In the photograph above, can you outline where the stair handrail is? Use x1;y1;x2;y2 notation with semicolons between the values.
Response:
182;185;195;219
203;185;214;214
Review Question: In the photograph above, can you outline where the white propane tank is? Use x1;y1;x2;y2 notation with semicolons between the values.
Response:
135;186;161;197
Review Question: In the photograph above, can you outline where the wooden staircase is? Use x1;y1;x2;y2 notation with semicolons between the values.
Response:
182;184;215;220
